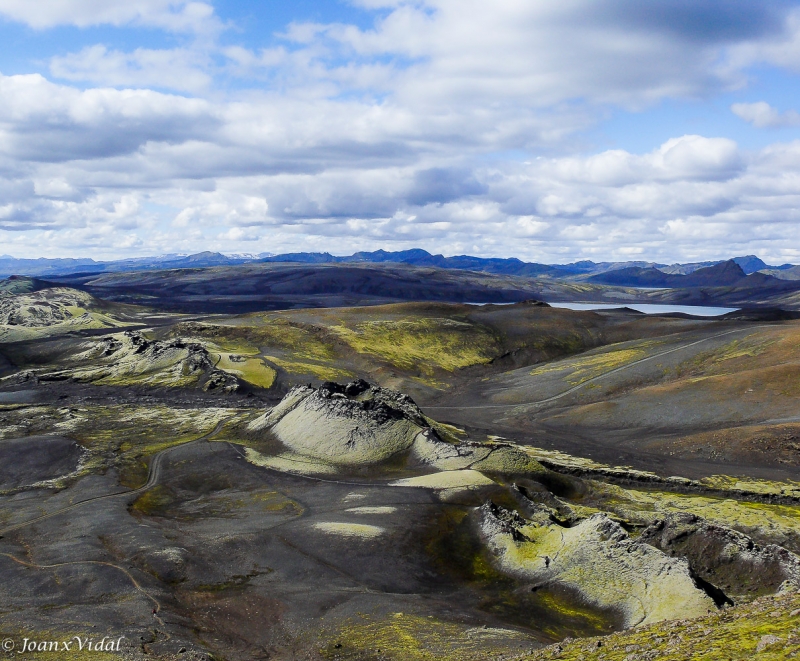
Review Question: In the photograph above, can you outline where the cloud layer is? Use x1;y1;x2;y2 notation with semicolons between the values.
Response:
1;0;800;262
0;0;217;31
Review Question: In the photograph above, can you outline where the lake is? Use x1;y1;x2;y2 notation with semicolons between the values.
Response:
0;390;40;403
548;302;738;316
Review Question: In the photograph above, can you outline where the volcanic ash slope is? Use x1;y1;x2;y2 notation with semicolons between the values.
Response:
249;380;430;465
480;504;716;628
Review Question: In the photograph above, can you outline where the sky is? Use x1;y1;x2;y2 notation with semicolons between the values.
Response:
2;1;800;263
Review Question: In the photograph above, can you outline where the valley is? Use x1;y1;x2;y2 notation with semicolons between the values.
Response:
1;266;800;660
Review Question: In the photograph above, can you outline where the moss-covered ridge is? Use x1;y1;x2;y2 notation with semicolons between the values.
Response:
640;512;800;600
480;503;716;628
35;330;275;391
523;586;800;661
0;286;132;341
175;300;617;392
0;287;95;326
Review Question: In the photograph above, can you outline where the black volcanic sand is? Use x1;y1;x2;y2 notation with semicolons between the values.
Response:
0;439;611;659
0;435;83;490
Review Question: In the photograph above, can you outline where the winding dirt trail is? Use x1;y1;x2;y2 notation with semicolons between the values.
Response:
0;419;236;638
0;552;165;624
0;419;228;536
425;325;770;411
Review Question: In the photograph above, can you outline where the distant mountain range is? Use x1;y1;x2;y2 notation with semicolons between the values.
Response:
586;260;783;288
260;249;557;277
0;251;274;279
1;249;796;284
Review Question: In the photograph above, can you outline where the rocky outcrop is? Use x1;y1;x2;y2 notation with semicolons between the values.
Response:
411;433;545;475
42;331;240;392
479;503;716;628
640;513;800;601
0;288;95;326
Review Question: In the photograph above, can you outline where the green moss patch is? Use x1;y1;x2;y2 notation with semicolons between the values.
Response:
331;317;499;378
129;485;175;517
321;612;537;661
523;588;800;661
423;508;619;641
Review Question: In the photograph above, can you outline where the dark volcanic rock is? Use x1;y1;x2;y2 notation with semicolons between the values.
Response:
640;512;800;600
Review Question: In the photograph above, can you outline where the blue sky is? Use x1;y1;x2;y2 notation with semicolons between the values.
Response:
591;68;800;153
1;1;800;263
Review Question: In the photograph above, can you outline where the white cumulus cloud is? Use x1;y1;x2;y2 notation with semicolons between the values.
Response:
1;1;800;263
731;101;800;128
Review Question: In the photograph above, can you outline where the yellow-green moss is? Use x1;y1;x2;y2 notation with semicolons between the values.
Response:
678;332;783;379
587;481;800;545
331;317;499;376
422;507;620;641
321;612;536;661
212;352;276;388
534;591;616;633
390;470;495;489
529;345;650;385
700;475;800;499
523;589;800;661
0;311;129;342
425;418;467;443
471;446;547;476
129;485;175;516
255;490;304;513
242;447;340;476
49;404;237;487
263;355;351;381
171;317;339;363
